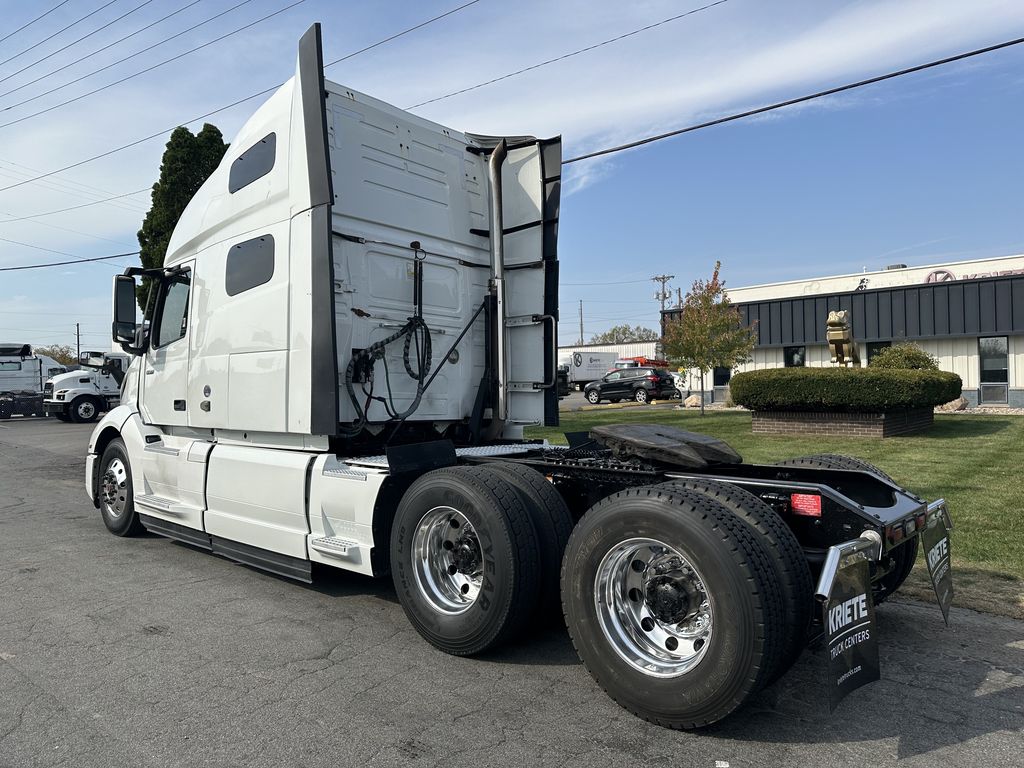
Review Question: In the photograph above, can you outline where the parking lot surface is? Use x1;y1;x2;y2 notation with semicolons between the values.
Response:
2;417;1023;768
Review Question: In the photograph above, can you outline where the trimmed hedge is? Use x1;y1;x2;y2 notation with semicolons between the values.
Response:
730;367;962;413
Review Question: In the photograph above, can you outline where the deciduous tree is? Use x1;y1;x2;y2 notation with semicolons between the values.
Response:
590;324;659;344
662;262;756;414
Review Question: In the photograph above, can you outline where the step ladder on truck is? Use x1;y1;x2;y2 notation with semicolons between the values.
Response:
84;24;954;728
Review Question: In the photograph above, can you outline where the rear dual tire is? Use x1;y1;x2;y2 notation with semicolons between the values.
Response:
391;466;542;656
562;486;789;728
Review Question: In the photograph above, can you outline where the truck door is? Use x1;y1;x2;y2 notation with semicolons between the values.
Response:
141;264;193;427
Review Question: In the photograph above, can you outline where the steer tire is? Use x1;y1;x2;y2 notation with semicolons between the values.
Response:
69;395;100;423
562;485;787;729
484;462;573;624
656;478;812;685
775;453;915;603
97;438;144;536
390;465;541;656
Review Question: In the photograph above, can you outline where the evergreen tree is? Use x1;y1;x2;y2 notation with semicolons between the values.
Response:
136;123;227;311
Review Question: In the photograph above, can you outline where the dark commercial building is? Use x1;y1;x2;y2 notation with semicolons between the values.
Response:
662;256;1024;406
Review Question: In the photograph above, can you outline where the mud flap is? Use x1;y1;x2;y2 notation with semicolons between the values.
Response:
921;500;953;626
819;541;880;711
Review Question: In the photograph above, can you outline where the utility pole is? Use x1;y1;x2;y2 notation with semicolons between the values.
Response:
675;287;684;308
578;299;584;345
75;323;80;360
652;274;674;314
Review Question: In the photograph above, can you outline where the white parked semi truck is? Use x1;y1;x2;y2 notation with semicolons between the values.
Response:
44;350;129;423
0;344;66;419
86;25;953;727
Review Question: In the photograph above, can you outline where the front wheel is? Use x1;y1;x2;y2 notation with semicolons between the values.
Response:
69;396;100;423
586;390;600;404
634;388;648;403
97;438;144;536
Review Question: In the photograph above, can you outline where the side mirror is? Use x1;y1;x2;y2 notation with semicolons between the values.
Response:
113;275;144;353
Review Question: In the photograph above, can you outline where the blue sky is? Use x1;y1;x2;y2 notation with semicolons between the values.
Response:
0;0;1021;349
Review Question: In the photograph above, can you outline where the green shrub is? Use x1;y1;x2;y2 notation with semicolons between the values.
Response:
730;367;962;412
869;343;939;370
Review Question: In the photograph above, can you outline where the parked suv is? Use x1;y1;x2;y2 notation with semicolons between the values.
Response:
584;367;676;404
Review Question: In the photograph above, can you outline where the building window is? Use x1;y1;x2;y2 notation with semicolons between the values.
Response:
713;366;732;386
979;337;1008;383
783;346;805;367
867;341;891;363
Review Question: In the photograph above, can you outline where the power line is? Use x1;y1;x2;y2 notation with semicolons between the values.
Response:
0;0;74;48
0;1;481;195
0;0;121;69
0;251;138;272
0;209;137;248
0;156;147;212
0;0;205;100
0;235;135;269
0;188;150;223
1;0;256;110
564;34;1024;164
0;0;159;89
407;0;727;109
0;0;301;129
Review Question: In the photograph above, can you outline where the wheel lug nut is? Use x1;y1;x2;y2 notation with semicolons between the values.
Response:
665;637;679;651
640;617;655;632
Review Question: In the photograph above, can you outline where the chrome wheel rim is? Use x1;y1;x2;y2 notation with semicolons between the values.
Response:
77;401;96;419
412;506;483;615
100;457;128;519
595;537;713;678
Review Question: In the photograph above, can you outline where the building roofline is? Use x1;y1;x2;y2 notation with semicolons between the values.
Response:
726;253;1024;294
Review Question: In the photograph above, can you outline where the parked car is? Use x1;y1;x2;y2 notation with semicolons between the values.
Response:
584;367;677;404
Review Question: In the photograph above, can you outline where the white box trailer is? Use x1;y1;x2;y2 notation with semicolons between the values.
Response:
559;350;617;390
0;344;66;419
85;25;952;727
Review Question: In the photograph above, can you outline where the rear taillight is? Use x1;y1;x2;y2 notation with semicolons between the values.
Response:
646;375;657;381
790;493;822;517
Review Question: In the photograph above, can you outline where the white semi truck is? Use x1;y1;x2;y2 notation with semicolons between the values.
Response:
43;350;129;423
86;25;952;727
0;343;67;419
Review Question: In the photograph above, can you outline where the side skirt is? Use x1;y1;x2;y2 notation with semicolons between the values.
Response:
138;514;313;583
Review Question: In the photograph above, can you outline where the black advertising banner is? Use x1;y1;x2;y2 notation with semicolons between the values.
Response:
921;508;953;626
823;556;880;711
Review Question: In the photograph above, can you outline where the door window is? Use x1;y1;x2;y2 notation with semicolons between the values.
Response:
979;337;1008;384
153;274;191;348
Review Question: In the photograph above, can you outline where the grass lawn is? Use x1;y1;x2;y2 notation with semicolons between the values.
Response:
527;409;1024;619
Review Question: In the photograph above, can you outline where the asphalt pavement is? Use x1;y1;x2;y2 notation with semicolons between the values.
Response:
2;416;1023;768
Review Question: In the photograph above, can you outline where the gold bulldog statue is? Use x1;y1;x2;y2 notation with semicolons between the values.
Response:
826;310;861;367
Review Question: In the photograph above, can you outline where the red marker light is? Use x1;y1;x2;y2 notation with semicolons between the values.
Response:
790;493;822;517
